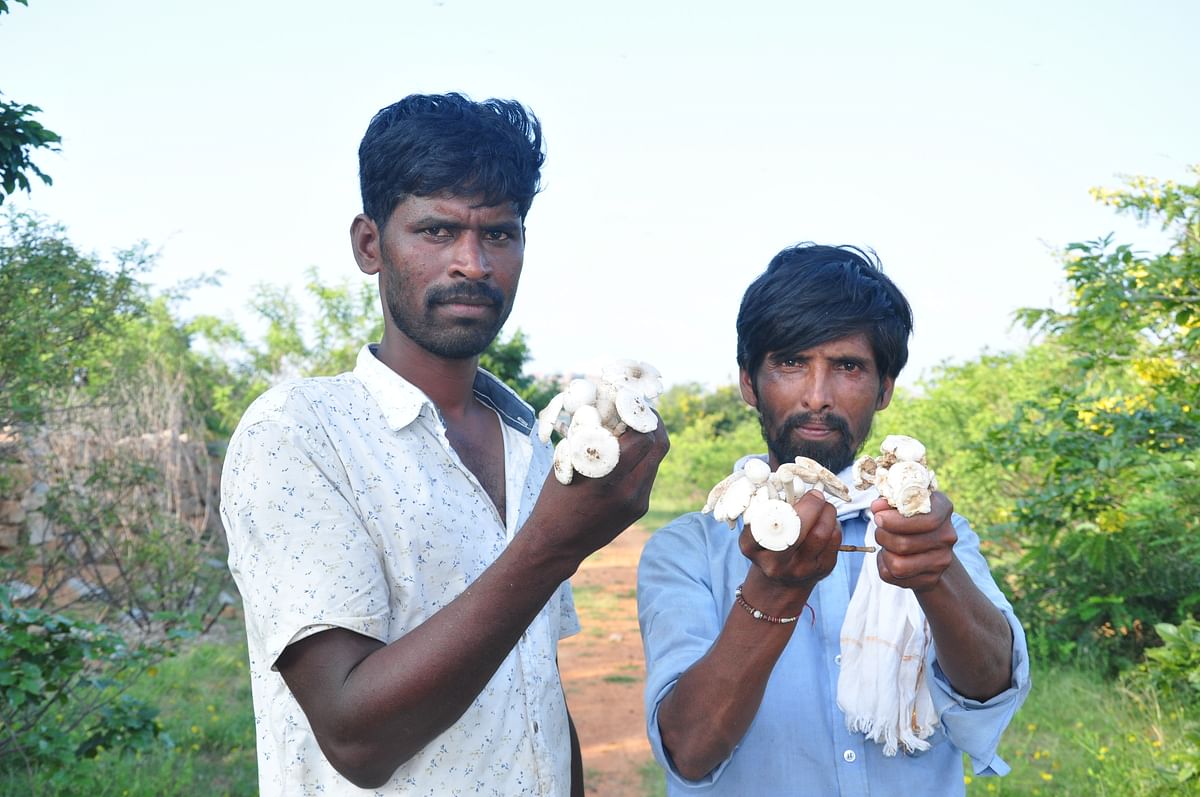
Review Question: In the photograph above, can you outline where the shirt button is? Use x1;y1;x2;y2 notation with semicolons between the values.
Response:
834;654;842;666
843;750;857;763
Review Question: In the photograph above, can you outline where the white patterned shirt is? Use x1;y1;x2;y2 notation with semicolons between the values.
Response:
221;344;579;796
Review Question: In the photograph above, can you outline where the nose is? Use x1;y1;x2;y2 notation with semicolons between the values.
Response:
798;368;833;413
449;233;491;280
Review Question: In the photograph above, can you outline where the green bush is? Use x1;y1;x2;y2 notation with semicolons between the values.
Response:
0;588;165;768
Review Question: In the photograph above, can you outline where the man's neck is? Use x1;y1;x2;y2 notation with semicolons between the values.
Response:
374;332;480;421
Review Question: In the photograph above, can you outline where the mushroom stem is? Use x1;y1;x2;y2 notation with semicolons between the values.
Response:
837;545;877;553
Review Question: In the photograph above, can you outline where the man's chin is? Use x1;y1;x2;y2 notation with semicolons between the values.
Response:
773;438;854;474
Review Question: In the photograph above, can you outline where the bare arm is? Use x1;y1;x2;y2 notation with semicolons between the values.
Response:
655;492;842;781
277;424;670;789
872;494;1013;701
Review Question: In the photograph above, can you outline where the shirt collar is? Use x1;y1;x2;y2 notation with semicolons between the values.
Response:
352;344;536;435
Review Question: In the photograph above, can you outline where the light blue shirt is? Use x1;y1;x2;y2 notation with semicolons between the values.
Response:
638;499;1030;796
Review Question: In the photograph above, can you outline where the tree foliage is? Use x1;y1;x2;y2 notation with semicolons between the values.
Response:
0;211;146;430
0;3;62;203
994;167;1200;670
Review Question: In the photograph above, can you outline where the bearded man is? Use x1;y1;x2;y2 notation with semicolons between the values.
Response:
637;243;1029;796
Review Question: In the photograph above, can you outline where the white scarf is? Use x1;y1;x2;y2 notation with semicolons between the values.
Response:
832;480;938;756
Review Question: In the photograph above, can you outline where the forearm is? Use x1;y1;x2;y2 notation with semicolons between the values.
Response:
657;577;809;781
916;557;1013;701
284;520;580;787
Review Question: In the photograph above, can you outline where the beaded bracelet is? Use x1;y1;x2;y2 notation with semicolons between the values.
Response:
734;584;800;625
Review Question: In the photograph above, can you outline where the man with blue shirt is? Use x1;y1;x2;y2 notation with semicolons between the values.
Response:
637;243;1029;795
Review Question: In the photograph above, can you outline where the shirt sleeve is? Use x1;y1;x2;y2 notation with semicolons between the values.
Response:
637;514;736;789
556;580;581;640
221;412;392;669
928;513;1032;776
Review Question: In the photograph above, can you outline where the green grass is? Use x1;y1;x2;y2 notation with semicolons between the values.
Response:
6;629;1196;797
571;583;622;621
966;664;1199;796
640;757;667;796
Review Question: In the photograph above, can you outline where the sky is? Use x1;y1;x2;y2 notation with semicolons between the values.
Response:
2;0;1197;392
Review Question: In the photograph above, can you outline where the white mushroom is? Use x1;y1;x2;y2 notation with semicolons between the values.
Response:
561;378;599;414
790;456;851;501
714;475;755;523
569;426;621;479
537;393;566;444
852;454;878;490
745;498;803;551
569;403;603;432
880;434;927;466
853;436;936;516
593;380;621;429
876;460;936;517
614;387;659;434
742;458;772;486
536;358;663;485
601;359;663;401
552;438;575;485
703;471;745;515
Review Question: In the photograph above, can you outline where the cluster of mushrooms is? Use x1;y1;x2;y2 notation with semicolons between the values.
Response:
852;434;938;517
702;456;851;550
701;434;938;551
537;360;663;484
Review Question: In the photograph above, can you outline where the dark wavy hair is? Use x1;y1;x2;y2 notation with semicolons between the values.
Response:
736;243;913;388
358;92;545;227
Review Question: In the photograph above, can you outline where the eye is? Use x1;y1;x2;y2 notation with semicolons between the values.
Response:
839;360;863;373
484;230;511;242
422;227;454;239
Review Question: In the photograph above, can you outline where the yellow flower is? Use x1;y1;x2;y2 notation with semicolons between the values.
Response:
1041;772;1053;781
1027;723;1038;732
964;775;973;785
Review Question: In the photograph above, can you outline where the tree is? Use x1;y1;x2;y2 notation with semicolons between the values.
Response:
0;210;145;430
996;166;1200;670
0;2;61;203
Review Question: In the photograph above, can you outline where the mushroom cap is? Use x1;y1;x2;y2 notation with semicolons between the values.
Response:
742;457;772;486
852;455;878;490
552;438;574;485
880;434;926;465
713;474;755;522
569;403;603;432
537;393;566;444
569;426;621;479
703;470;744;515
745;498;803;551
562;378;598;414
593;380;621;429
877;460;934;516
601;359;663;400
614;387;659;434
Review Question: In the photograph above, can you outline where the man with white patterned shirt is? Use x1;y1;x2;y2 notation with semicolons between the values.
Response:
220;93;669;796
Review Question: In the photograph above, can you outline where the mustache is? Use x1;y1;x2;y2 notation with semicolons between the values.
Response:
779;411;852;440
425;282;504;309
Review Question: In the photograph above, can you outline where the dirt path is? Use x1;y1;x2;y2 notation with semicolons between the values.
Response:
559;524;660;796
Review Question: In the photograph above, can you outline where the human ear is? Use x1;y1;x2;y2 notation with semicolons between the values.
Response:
876;375;896;411
738;367;759;409
350;214;382;276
